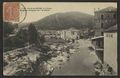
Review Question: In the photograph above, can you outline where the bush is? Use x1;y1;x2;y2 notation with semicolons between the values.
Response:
3;22;14;37
28;23;38;44
4;29;28;52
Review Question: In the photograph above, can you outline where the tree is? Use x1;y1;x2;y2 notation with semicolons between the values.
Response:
4;29;28;52
3;22;14;37
16;28;28;42
28;23;39;45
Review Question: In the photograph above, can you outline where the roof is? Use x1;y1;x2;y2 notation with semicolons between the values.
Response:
105;24;117;32
91;36;104;40
95;7;117;13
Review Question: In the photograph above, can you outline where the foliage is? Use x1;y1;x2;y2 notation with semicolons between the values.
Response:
4;29;28;52
16;28;28;42
3;22;15;37
28;23;39;45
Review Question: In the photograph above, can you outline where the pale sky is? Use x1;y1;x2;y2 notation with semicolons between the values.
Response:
20;2;117;23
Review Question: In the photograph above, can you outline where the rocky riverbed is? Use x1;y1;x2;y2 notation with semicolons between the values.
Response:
3;42;75;76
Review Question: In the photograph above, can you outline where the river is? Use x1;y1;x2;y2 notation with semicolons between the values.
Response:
52;39;98;75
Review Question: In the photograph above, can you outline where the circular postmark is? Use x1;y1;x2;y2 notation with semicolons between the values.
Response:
19;3;27;24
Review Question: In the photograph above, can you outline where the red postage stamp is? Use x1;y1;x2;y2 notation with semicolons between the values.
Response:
3;2;20;22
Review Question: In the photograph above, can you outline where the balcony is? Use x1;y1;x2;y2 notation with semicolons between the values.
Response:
95;46;104;51
91;36;104;51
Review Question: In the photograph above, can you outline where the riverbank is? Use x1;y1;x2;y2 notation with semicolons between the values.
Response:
3;39;75;76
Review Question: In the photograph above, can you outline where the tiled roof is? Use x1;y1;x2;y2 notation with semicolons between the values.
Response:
105;24;117;32
95;6;117;12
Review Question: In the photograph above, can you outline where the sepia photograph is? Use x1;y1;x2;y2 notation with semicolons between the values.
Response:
3;2;117;76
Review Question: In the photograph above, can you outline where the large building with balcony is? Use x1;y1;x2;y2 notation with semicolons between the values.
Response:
91;6;117;75
94;7;117;36
91;6;117;63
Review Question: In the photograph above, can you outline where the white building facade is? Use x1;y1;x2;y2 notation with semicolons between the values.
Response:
104;25;117;74
61;28;79;40
38;28;79;41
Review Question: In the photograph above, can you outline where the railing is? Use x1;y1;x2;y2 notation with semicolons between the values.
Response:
95;45;104;49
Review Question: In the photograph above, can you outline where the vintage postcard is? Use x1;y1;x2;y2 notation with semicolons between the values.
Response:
3;2;117;76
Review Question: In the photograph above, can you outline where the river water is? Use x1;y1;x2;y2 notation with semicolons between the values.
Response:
52;39;98;75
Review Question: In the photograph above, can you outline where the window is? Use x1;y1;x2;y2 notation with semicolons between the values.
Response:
106;34;108;37
106;34;113;38
101;23;103;28
101;32;104;36
101;15;104;20
111;34;113;38
113;14;116;19
98;41;101;47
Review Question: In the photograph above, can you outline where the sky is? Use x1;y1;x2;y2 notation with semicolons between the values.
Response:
20;2;117;23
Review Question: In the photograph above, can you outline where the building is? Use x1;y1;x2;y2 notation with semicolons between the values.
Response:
61;28;79;40
91;36;104;63
91;6;116;63
104;25;117;74
91;6;117;62
38;30;61;39
38;27;80;41
91;7;117;75
94;7;117;36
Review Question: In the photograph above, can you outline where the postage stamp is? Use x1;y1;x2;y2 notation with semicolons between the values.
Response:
3;2;20;22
